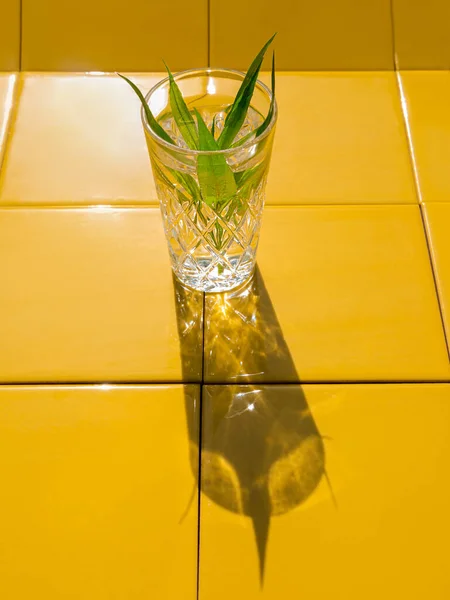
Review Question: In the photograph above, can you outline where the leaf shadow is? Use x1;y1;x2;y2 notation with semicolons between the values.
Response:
173;267;327;585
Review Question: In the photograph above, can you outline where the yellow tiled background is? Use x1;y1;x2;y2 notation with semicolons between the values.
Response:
3;0;450;72
1;1;450;599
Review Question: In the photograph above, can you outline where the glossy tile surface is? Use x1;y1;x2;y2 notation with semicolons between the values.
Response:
0;74;160;206
204;206;449;382
22;0;207;71
392;0;450;69
0;208;203;382
0;74;17;169
211;1;393;70
424;203;450;347
0;72;416;207
0;384;199;600
200;383;450;600
0;0;20;70
260;72;416;205
400;71;450;204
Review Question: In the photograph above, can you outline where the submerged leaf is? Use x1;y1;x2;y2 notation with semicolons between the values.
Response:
235;159;268;192
165;62;199;150
217;33;276;149
195;108;237;209
118;73;174;145
174;171;201;200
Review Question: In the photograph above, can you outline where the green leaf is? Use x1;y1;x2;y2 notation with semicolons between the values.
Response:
151;153;203;206
230;51;276;149
255;51;276;137
194;108;237;209
236;159;267;191
217;33;276;149
151;160;191;204
152;160;208;224
229;128;254;149
118;73;174;145
164;62;199;150
168;168;202;202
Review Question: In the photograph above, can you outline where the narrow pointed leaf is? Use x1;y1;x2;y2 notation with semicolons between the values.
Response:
217;33;276;149
118;73;174;145
230;51;276;148
195;108;237;208
235;159;268;192
229;128;255;149
172;171;202;202
165;62;199;150
151;160;194;205
255;51;276;137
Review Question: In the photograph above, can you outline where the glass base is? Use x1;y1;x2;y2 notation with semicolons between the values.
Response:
175;260;255;293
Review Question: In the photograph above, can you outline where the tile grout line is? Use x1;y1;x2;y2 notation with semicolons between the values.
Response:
207;0;211;67
1;378;449;387
393;70;450;358
202;379;450;386
389;0;449;358
419;205;450;358
19;0;23;71
0;75;22;178
0;202;423;211
389;0;396;72
196;290;206;600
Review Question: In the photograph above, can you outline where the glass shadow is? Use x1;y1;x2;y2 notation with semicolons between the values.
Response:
173;268;326;585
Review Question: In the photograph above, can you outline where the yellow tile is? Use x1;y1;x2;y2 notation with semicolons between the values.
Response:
22;0;207;71
211;1;393;70
400;71;450;204
204;206;449;382
0;384;199;600
424;203;450;347
0;74;17;169
200;383;450;599
0;0;20;71
393;0;450;69
0;73;415;207
260;72;416;205
0;74;164;207
0;208;203;382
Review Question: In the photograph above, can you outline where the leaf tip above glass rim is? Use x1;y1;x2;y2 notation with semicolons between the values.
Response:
118;33;277;152
217;33;276;149
117;72;175;145
164;61;199;150
118;35;277;257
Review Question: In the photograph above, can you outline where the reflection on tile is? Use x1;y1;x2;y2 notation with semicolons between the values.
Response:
0;0;20;71
0;208;203;382
0;74;161;206
204;207;449;382
400;71;450;203
259;72;416;205
0;74;17;168
424;203;450;347
211;0;393;70
392;0;450;69
200;383;450;599
0;384;199;600
22;0;207;71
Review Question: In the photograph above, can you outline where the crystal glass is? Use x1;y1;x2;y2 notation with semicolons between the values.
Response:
142;68;277;293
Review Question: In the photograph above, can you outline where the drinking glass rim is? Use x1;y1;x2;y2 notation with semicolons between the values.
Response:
141;67;278;156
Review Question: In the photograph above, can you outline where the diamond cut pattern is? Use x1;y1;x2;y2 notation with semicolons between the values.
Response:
154;165;268;292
